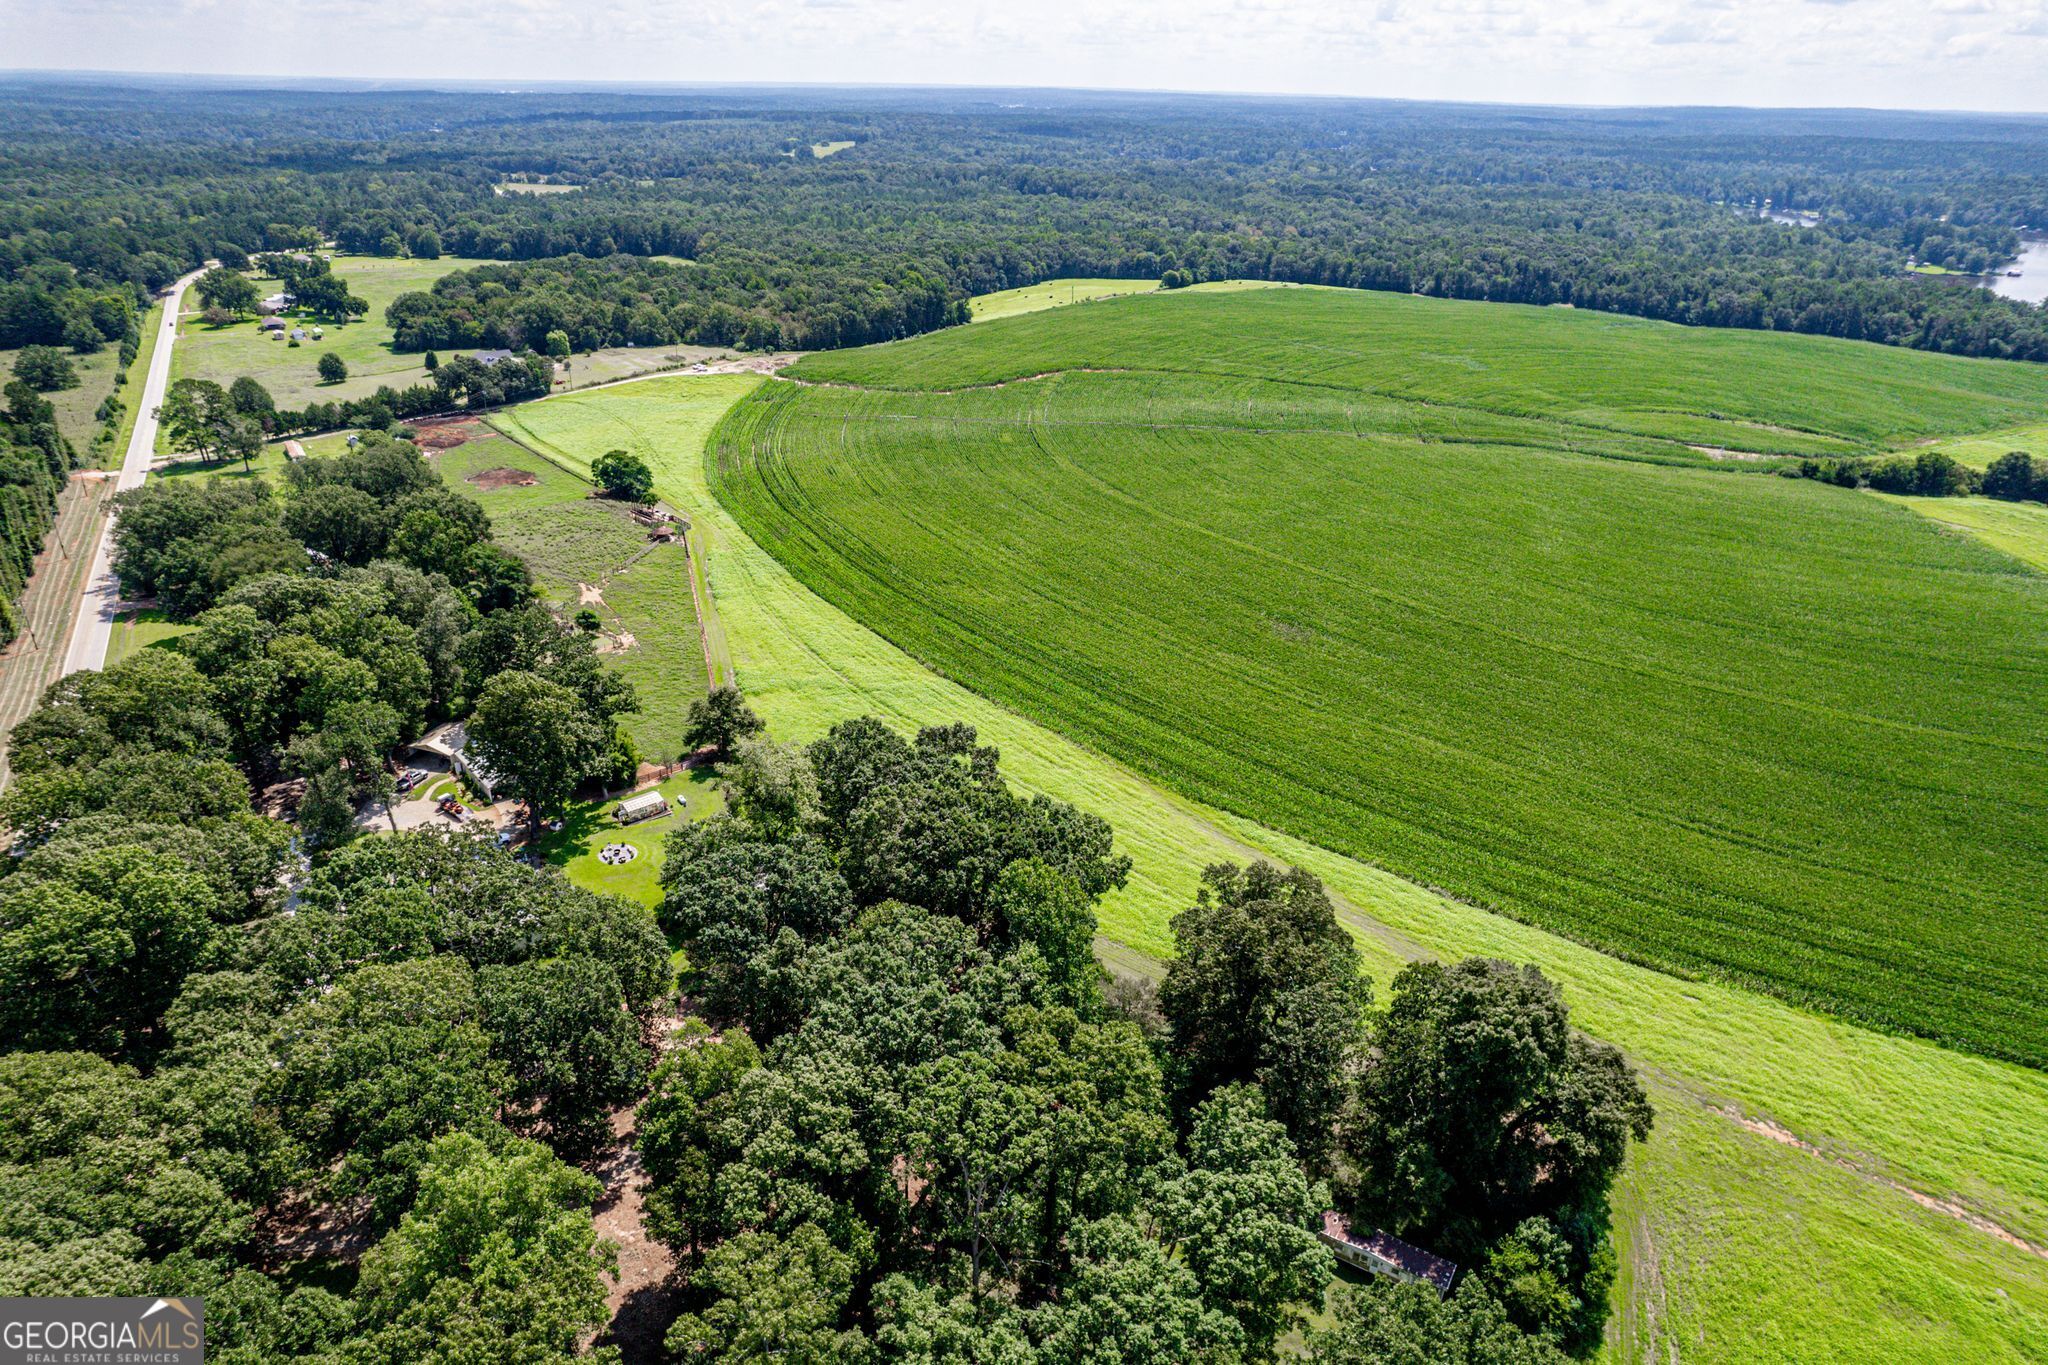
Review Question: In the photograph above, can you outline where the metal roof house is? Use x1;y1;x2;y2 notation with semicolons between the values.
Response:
1318;1212;1458;1298
402;721;500;802
474;349;517;367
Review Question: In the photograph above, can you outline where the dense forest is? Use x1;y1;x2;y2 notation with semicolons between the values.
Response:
3;80;2047;360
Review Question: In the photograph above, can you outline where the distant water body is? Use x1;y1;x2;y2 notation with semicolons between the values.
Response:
1987;236;2048;305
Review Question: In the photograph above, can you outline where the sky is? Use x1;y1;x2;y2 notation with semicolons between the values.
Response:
5;0;2048;113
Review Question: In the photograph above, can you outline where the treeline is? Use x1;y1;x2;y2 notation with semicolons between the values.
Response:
160;352;552;458
0;382;75;646
5;83;2048;363
386;255;963;354
1789;448;2048;502
639;712;1654;1362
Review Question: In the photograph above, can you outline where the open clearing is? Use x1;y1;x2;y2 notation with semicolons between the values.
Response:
722;286;2048;1067
968;278;1305;322
969;278;1163;321
170;254;493;413
432;427;708;761
1921;419;2048;469
500;368;2048;1363
105;606;192;665
1884;493;2048;572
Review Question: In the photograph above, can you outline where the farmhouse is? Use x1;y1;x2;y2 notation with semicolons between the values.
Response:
615;790;670;824
1317;1212;1457;1297
474;348;516;367
401;720;499;802
258;292;294;314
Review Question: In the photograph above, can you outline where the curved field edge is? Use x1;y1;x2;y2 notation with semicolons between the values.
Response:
495;377;2048;1363
730;356;2048;1063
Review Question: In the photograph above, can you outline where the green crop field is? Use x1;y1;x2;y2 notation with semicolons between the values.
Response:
714;287;2048;1066
428;428;708;761
498;369;2048;1364
170;254;492;413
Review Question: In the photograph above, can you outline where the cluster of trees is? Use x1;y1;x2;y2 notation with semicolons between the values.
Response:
0;257;143;354
1790;448;2048;502
162;353;551;458
385;254;963;355
0;819;669;1364
646;713;1653;1362
8;84;2048;367
7;431;636;848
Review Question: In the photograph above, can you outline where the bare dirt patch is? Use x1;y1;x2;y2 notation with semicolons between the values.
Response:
578;582;605;605
414;416;485;450
468;466;540;490
1687;444;1770;462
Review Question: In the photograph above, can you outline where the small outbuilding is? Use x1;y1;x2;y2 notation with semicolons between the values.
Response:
615;790;672;824
1318;1213;1457;1298
260;317;286;332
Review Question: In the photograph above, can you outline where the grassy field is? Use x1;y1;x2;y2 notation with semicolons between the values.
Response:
720;288;2048;1066
1922;420;2048;469
969;278;1162;321
170;254;492;413
430;426;708;761
106;607;193;665
1884;493;2048;572
810;140;856;158
498;370;2048;1363
2;340;124;455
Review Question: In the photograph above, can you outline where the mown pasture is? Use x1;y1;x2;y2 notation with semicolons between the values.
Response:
429;427;707;761
718;286;2048;1066
502;371;2048;1364
170;254;492;412
1885;493;2048;572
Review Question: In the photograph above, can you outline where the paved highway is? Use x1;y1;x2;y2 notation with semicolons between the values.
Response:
60;268;202;677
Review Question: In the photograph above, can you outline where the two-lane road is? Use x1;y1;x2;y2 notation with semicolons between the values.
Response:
60;268;203;677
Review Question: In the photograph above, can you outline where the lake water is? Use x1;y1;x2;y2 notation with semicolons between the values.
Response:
1987;237;2048;305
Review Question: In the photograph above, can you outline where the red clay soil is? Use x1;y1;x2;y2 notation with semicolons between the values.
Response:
412;416;483;449
467;466;540;490
591;1012;701;1363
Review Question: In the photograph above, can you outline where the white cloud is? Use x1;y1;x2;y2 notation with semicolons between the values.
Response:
3;0;2046;111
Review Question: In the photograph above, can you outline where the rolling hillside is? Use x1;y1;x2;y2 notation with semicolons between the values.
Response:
714;287;2048;1066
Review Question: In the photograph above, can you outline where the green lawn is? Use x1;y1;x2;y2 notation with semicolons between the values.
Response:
810;141;856;159
537;767;727;906
497;368;2048;1363
105;608;193;665
969;278;1162;321
170;254;493;414
1884;493;2048;572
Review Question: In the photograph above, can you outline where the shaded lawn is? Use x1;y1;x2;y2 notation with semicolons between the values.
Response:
541;767;726;907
